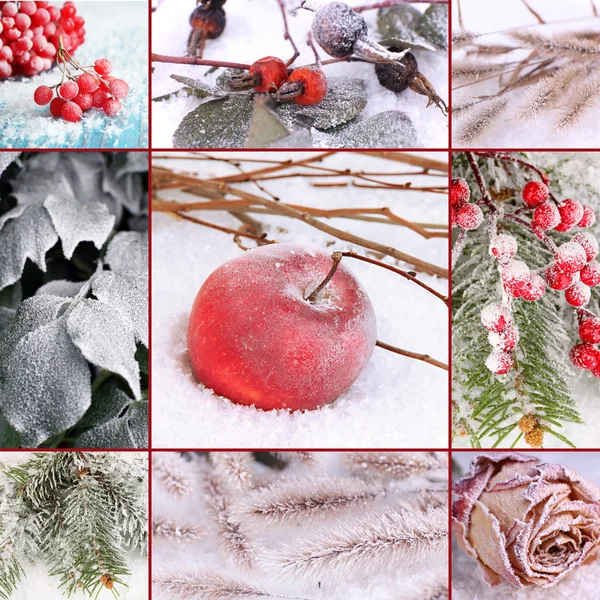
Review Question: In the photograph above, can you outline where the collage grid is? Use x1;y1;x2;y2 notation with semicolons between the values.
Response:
0;0;598;599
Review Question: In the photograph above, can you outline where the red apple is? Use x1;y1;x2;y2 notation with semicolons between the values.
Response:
187;243;377;411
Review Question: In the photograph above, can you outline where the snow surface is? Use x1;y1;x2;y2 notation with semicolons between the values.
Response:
0;452;148;600
453;452;600;600
153;451;448;600
151;0;448;148
452;0;600;148
151;151;448;448
0;1;148;149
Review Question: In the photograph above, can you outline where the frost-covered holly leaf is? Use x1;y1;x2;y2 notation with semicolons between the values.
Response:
246;97;291;147
92;272;148;347
315;110;418;148
35;280;85;298
0;296;91;447
44;193;115;260
0;205;59;291
105;231;148;274
173;95;255;148
170;74;230;98
273;78;367;130
67;299;141;400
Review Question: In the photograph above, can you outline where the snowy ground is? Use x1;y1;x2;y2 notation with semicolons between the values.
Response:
452;0;600;148
0;452;149;600
453;452;600;600
153;451;449;600
151;0;448;148
151;151;448;448
0;1;148;149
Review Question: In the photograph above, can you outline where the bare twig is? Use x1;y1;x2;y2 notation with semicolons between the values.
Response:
376;340;448;371
151;53;251;70
276;0;300;66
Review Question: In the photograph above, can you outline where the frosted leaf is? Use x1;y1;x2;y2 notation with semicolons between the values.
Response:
35;280;86;298
0;316;91;447
113;152;149;178
127;401;148;447
246;98;291;148
79;384;133;428
0;205;27;232
170;74;230;98
0;205;59;291
44;193;115;260
274;78;367;130
268;128;314;148
10;169;72;206
92;272;148;347
173;95;255;149
0;152;19;176
377;5;423;39
105;231;148;274
0;307;15;335
416;4;448;50
316;110;418;148
0;282;22;309
67;299;141;400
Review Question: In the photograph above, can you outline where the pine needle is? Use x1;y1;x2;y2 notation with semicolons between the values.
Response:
237;477;384;525
555;76;600;133
152;517;206;544
153;453;198;497
210;453;256;491
268;507;448;581
454;98;508;146
344;452;443;480
204;475;256;571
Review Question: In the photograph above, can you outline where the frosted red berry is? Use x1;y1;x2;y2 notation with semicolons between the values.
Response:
555;222;572;233
521;181;549;208
284;67;328;105
578;205;596;228
565;282;591;307
521;272;546;302
558;199;584;227
61;100;82;122
73;91;92;111
49;96;66;117
533;201;560;230
34;85;53;105
92;90;109;108
489;233;517;263
545;264;574;291
580;261;600;287
249;56;288;93
457;203;483;230
554;242;587;274
488;325;519;352
570;344;600;370
481;303;511;333
451;178;470;206
103;97;122;116
94;58;112;76
59;80;79;100
108;78;129;99
501;259;530;298
77;72;99;93
580;317;600;344
485;349;513;375
572;232;599;262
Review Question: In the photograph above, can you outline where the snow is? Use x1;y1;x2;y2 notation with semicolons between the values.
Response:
0;1;148;149
452;0;600;148
152;0;448;148
453;452;600;600
151;151;448;448
0;452;148;600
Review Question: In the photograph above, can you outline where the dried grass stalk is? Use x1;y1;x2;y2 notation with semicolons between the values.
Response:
452;31;479;48
452;60;508;83
555;75;600;132
511;31;600;57
210;453;256;491
154;453;198;497
271;452;315;465
344;452;442;480
153;517;206;544
204;475;256;571
269;507;448;580
454;98;508;146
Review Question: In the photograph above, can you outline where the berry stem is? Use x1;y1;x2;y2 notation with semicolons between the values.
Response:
466;152;499;215
151;53;252;70
503;213;558;253
452;228;468;269
275;0;300;66
305;251;343;302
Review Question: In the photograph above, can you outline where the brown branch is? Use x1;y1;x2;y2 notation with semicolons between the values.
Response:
305;252;343;302
376;340;448;371
276;0;300;66
151;53;251;70
465;153;498;215
520;0;545;23
353;152;448;173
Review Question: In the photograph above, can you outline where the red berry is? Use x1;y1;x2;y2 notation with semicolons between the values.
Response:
554;222;573;233
488;324;519;352
521;181;549;207
521;272;546;302
485;349;513;375
2;3;18;18
103;97;122;116
451;178;470;206
501;259;530;297
59;80;79;100
94;58;113;76
533;201;560;230
450;205;458;227
14;13;31;31
565;282;591;307
558;199;584;226
481;303;511;333
580;261;600;287
78;72;99;93
457;203;483;230
285;66;328;105
33;85;53;105
555;242;587;274
61;101;82;122
580;317;600;344
108;78;129;99
545;264;574;291
249;56;288;93
570;343;600;370
49;97;66;117
578;205;596;228
489;233;517;263
592;364;600;379
73;92;93;111
92;90;109;108
19;2;38;17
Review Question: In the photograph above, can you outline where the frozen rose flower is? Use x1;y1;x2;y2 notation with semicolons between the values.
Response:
452;453;600;589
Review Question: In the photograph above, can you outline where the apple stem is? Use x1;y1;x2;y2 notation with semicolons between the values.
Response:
305;251;343;303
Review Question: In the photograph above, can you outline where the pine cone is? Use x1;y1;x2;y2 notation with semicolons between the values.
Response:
518;414;537;434
99;574;108;585
104;579;114;590
524;427;544;448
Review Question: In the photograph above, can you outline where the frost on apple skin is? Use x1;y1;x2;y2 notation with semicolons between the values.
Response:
187;243;378;411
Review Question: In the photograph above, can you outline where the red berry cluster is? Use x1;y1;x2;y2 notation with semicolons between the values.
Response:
228;57;328;106
481;303;517;374
571;312;600;379
450;177;483;230
0;1;84;79
34;56;129;122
